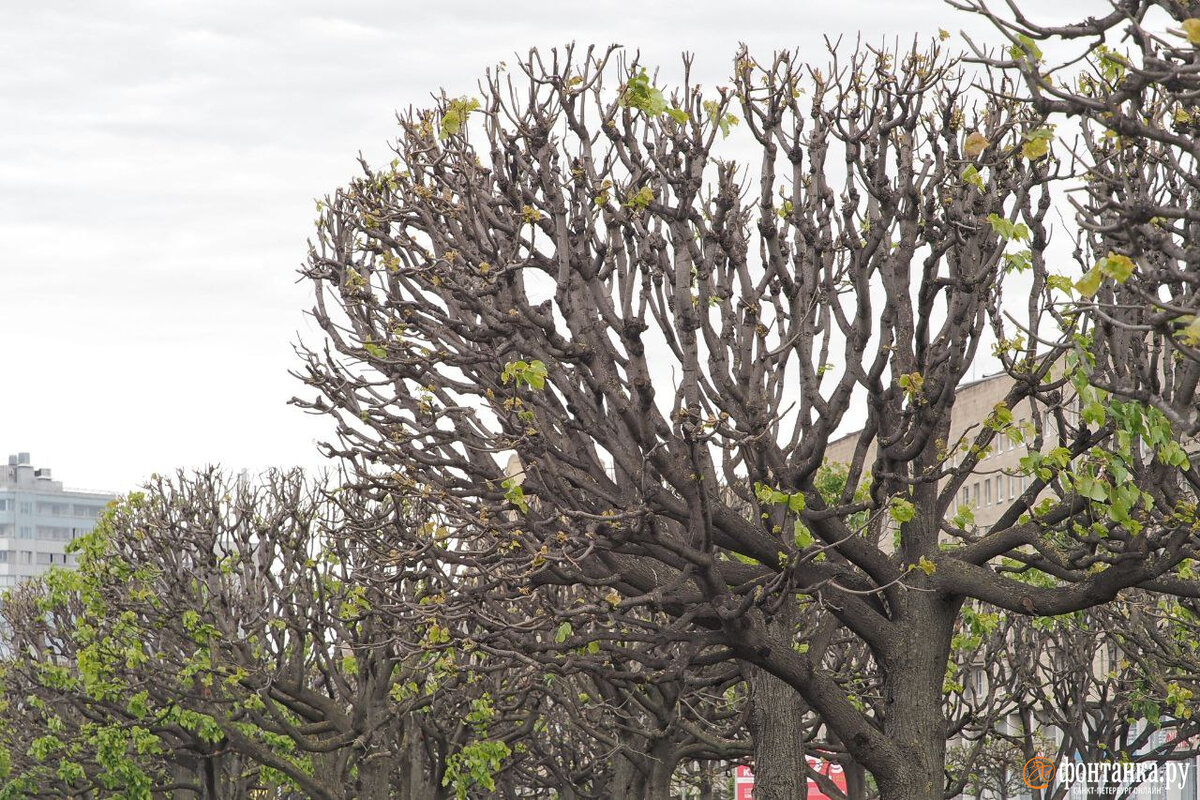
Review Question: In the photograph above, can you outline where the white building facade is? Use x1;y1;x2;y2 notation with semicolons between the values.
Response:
0;452;113;589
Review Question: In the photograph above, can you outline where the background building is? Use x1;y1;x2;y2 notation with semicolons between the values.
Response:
826;368;1041;529
0;452;114;589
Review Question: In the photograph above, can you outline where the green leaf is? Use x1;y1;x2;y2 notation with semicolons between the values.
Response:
526;360;547;389
1021;127;1053;160
1074;474;1109;502
1098;252;1136;283
665;106;689;124
794;521;814;548
1177;316;1200;347
1002;249;1032;273
364;342;387;359
951;504;975;528
501;359;548;390
898;371;925;401
703;100;739;137
443;740;512;800
439;96;480;140
554;622;573;643
889;497;916;524
1159;441;1191;469
1075;267;1103;298
620;69;669;116
986;402;1014;431
1045;274;1075;295
501;478;529;514
961;164;984;191
915;556;937;575
1081;401;1107;427
1008;34;1043;62
623;185;655;212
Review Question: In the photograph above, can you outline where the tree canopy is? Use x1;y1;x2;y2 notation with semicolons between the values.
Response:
293;32;1200;800
9;3;1200;798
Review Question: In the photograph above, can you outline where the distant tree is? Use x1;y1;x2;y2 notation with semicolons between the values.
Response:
295;37;1200;799
0;471;453;800
955;600;1200;800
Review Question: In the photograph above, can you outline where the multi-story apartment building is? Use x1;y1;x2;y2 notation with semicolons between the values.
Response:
825;368;1043;528
0;452;113;589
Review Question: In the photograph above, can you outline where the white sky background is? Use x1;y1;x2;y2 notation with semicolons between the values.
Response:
0;0;1085;494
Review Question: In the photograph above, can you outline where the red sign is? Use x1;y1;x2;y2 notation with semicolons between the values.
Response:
735;764;754;800
807;756;848;800
733;757;848;800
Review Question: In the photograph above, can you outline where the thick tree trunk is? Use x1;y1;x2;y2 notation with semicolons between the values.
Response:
875;595;961;800
611;751;649;798
747;606;807;800
644;740;679;800
748;661;806;800
401;718;440;800
355;752;393;800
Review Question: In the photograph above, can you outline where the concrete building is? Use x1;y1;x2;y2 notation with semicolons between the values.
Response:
826;368;1042;530
0;452;113;589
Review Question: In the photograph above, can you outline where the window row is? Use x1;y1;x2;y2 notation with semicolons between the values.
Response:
0;551;75;565
0;525;78;541
959;473;1032;510
0;499;101;518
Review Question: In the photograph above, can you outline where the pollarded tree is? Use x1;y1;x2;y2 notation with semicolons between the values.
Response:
963;600;1200;800
951;0;1200;438
295;40;1200;800
0;470;455;800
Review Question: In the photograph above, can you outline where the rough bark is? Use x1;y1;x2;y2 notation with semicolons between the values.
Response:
875;595;961;800
748;662;807;800
747;610;807;800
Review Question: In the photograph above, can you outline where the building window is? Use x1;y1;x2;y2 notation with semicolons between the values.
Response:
0;499;8;511
973;483;980;507
19;551;32;564
996;477;1004;504
18;503;31;515
984;480;992;506
18;527;33;539
37;526;72;542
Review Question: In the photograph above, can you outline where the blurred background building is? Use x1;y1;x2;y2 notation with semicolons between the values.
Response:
0;452;113;589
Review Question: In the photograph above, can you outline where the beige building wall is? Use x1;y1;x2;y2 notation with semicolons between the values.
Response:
825;370;1048;530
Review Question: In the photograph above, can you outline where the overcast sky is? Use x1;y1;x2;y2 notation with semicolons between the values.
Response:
0;0;1083;494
